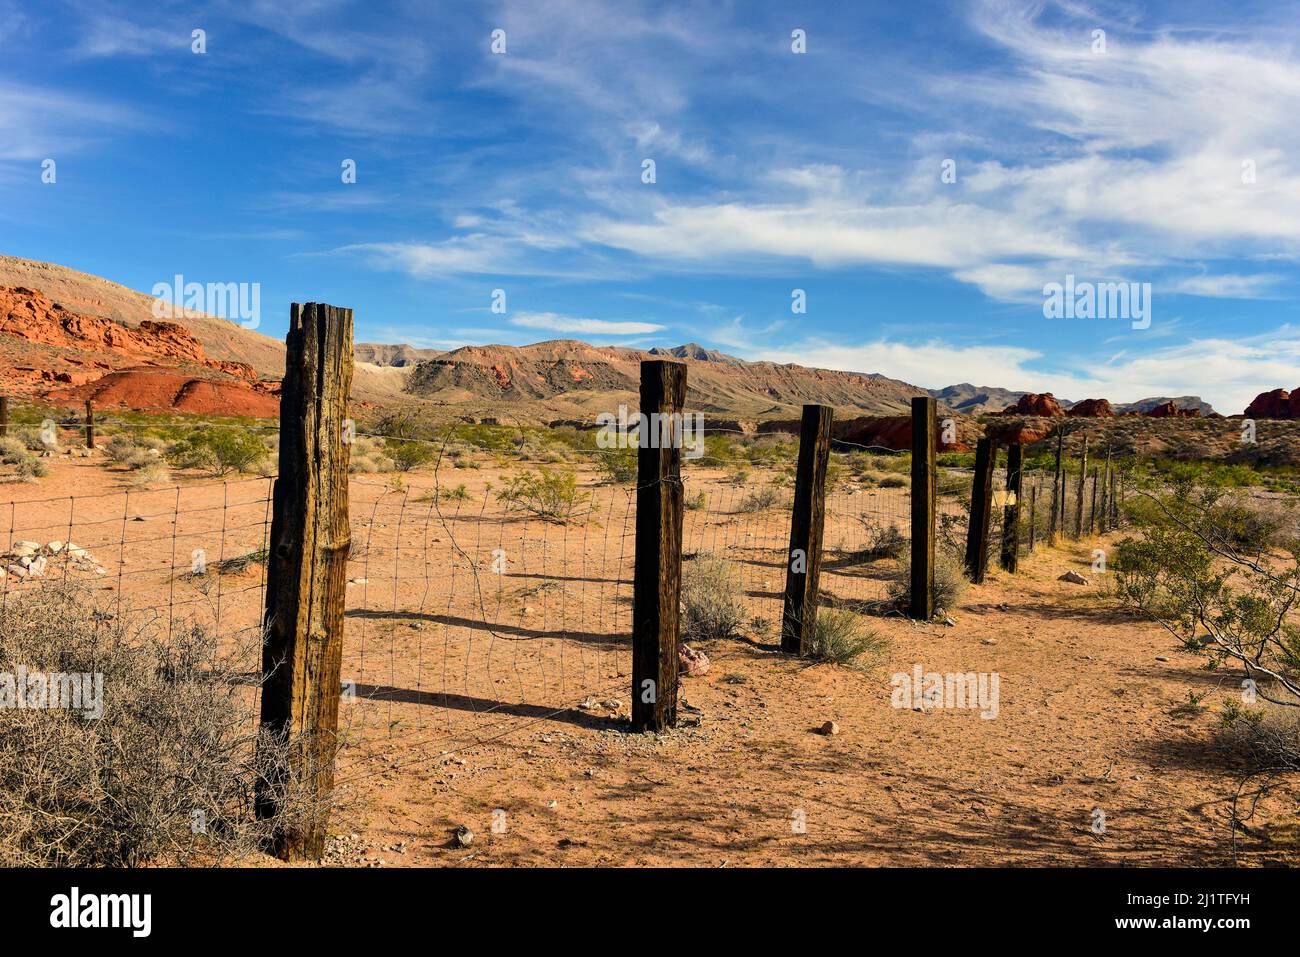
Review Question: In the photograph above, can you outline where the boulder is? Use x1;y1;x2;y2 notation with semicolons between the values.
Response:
678;643;710;677
1245;388;1293;419
998;393;1066;417
1068;398;1115;417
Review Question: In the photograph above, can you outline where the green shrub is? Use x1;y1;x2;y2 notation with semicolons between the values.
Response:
497;467;588;523
736;486;780;513
802;608;887;670
169;428;268;476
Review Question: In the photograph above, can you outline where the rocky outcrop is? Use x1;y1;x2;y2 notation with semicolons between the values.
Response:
1145;400;1199;418
1245;388;1293;419
758;414;974;452
1067;398;1115;417
998;393;1066;417
46;368;279;417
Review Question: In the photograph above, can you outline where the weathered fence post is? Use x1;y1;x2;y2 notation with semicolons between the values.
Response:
84;400;95;449
1000;443;1024;572
0;396;8;438
1099;447;1112;533
1088;467;1099;535
1028;482;1038;552
632;360;686;732
964;437;996;583
256;302;354;861
1073;434;1089;538
781;404;833;654
1049;429;1064;542
910;397;936;619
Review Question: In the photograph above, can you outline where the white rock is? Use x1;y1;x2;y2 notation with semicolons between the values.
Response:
1058;570;1089;585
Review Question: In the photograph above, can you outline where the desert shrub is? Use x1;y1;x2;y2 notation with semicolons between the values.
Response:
736;485;781;513
1112;480;1300;706
681;555;746;641
105;433;137;464
888;543;969;616
1;438;47;480
169;428;268;476
0;586;326;866
1216;700;1300;771
128;463;170;488
802;608;887;670
14;427;47;452
685;490;707;511
594;447;637;485
385;439;435;472
852;522;907;562
878;474;908;489
497;467;588;523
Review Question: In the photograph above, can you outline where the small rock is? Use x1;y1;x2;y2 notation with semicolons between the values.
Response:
980;638;998;646
453;825;474;847
348;578;369;585
1058;570;1089;585
943;616;957;627
818;720;840;736
1155;655;1170;662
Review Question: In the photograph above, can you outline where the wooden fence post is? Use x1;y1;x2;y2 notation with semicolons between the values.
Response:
781;404;833;654
1028;482;1038;552
84;400;95;449
256;302;354;861
1050;429;1064;542
632;360;686;732
0;396;8;438
1000;443;1024;572
1099;448;1112;533
1088;467;1099;535
1073;434;1089;538
910;397;936;620
964;437;996;583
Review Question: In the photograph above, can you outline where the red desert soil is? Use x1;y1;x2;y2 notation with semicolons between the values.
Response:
4;455;1295;868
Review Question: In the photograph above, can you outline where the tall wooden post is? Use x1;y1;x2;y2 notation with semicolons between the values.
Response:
1028;482;1038;552
1088;467;1099;535
999;443;1024;572
257;302;354;861
84;400;95;449
781;404;833;654
1099;448;1112;533
632;360;686;733
964;437;996;583
1073;434;1089;538
1049;429;1064;542
910;397;936;620
0;396;8;438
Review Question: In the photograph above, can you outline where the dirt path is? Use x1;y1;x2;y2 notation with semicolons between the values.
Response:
336;539;1299;868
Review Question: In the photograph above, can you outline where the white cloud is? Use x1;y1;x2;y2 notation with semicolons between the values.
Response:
742;326;1300;416
1171;273;1282;299
509;312;663;335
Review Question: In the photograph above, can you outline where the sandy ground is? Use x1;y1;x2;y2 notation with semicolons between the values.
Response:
3;449;1297;867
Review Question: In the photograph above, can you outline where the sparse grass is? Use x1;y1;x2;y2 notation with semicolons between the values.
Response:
681;555;746;641
735;485;781;513
497;467;588;523
802;608;888;670
888;543;970;617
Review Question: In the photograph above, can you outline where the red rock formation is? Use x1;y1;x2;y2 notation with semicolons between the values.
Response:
1067;398;1115;417
985;422;1054;445
759;415;974;452
998;393;1065;417
1245;388;1292;419
46;368;279;417
1145;400;1199;418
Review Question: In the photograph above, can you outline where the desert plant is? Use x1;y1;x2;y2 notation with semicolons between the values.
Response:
736;485;781;513
852;522;907;562
1112;479;1300;707
385;439;435;472
497;467;588;523
0;586;328;866
888;543;969;616
169;428;268;477
681;555;746;641
594;447;637;485
802;608;887;670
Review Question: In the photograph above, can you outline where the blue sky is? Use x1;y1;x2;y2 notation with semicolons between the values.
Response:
3;0;1300;413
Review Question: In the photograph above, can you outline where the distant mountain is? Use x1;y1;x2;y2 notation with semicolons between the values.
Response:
928;383;1028;415
354;342;444;367
405;339;929;421
1112;396;1216;416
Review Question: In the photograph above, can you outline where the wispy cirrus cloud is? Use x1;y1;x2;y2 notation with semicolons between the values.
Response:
509;312;663;335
